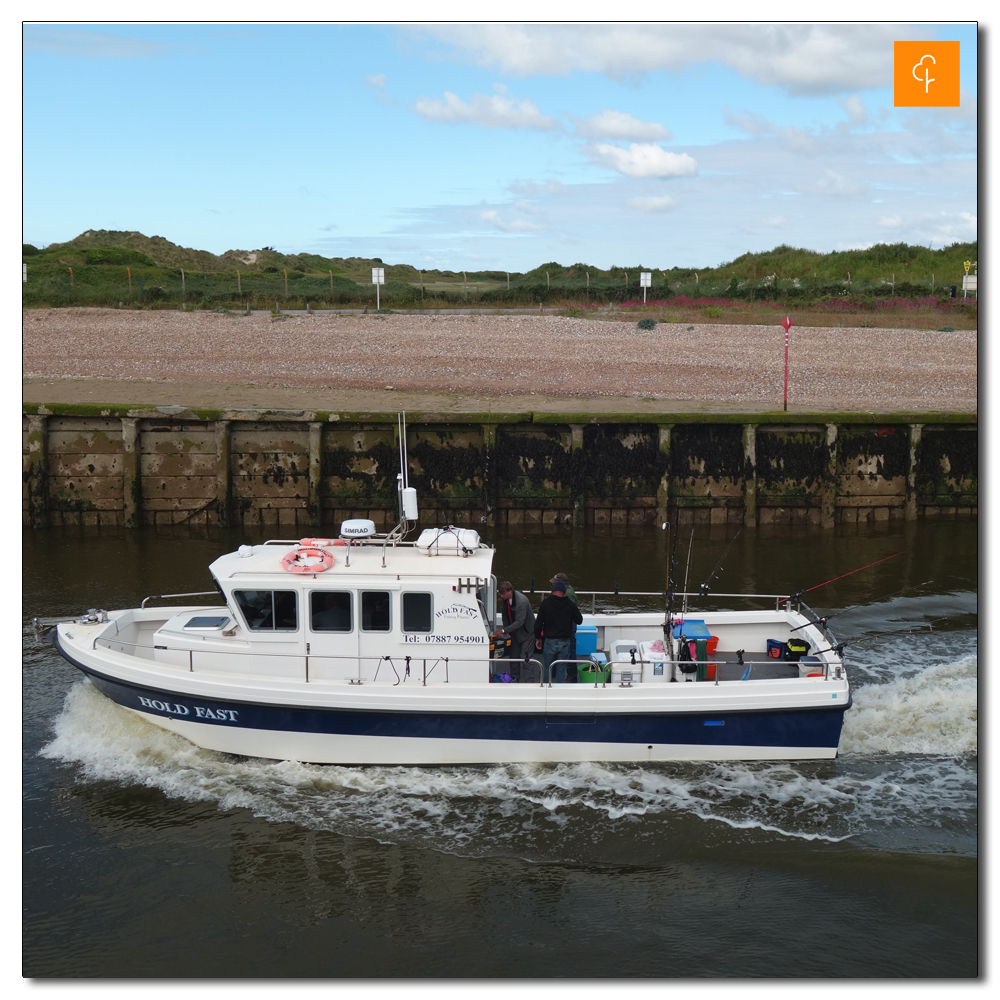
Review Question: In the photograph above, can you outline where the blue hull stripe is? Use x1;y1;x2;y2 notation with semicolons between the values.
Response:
59;640;849;750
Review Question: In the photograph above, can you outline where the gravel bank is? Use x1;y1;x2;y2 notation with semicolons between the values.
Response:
22;309;977;411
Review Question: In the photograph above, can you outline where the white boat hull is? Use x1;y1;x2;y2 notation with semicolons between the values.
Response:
124;710;841;763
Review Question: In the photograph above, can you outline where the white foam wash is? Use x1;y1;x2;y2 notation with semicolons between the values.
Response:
41;637;977;858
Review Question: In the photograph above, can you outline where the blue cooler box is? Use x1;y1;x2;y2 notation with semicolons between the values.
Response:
673;619;712;640
576;625;598;656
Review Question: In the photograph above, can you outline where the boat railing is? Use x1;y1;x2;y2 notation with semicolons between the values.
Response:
139;591;223;609
91;638;840;685
567;590;810;614
92;635;487;685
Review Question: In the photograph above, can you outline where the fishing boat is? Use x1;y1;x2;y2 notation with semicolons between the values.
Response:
40;415;851;764
43;527;853;766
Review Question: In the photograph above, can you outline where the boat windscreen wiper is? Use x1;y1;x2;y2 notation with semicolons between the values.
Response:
698;529;741;598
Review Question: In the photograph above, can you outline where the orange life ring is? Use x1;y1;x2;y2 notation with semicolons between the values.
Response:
299;537;334;547
282;546;334;573
333;539;348;546
806;672;824;678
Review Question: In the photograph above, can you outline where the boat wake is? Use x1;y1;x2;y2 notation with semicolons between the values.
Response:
41;652;977;858
841;653;977;755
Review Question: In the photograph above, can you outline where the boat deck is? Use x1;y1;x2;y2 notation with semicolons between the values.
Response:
709;652;813;681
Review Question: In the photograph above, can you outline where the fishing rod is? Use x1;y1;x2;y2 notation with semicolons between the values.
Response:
663;509;681;639
787;579;935;634
783;550;905;604
810;612;952;657
811;619;944;659
698;529;742;598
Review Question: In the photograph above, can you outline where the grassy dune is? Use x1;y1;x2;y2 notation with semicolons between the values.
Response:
22;231;977;325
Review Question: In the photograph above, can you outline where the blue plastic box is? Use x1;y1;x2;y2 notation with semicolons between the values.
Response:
673;619;712;640
576;625;598;656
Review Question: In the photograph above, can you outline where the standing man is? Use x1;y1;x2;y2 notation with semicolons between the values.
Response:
551;573;579;682
493;581;537;683
534;579;583;683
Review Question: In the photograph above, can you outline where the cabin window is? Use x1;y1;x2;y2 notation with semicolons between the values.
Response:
311;591;352;632
361;591;391;632
233;590;298;631
402;593;433;632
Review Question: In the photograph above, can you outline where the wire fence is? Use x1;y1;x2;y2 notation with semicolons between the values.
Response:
22;264;979;312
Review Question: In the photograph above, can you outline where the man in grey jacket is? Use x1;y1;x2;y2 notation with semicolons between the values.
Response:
494;581;538;683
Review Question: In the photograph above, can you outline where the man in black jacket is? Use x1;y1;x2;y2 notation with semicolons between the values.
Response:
533;579;583;683
493;581;538;682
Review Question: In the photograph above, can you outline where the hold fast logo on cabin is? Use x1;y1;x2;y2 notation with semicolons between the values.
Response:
435;602;480;621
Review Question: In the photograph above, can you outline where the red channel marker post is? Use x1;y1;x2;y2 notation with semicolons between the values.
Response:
781;315;794;411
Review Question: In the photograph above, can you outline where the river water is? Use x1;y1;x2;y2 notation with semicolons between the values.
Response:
23;520;978;978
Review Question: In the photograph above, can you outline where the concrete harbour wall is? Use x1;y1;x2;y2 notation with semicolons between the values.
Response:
22;406;977;529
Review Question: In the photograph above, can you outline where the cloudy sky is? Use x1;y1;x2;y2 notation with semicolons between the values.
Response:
22;22;977;271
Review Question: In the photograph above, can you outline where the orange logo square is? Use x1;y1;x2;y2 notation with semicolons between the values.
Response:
894;41;960;107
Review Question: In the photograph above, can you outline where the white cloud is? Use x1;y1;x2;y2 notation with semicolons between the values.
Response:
417;24;924;95
413;85;557;130
840;95;868;126
23;26;169;59
509;179;567;196
628;195;678;212
723;108;776;137
586;143;697;178
797;169;866;196
724;110;821;153
364;73;386;89
481;210;545;233
779;126;822;155
762;216;786;228
930;211;977;241
575;110;671;141
878;214;902;228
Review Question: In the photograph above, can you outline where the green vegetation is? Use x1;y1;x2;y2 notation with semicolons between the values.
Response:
81;246;157;266
22;230;977;315
636;318;657;330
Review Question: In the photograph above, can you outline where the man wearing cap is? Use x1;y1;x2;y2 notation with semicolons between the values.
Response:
533;579;583;683
550;572;576;605
551;572;578;682
492;581;537;683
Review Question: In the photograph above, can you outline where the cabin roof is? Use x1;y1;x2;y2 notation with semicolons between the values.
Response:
209;540;495;584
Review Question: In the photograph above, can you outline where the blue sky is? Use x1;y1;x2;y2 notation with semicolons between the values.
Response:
22;22;978;271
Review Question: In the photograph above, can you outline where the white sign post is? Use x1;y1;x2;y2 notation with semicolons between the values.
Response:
372;266;385;310
640;271;651;304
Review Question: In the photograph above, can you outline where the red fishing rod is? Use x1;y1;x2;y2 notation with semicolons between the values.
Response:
784;550;905;604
